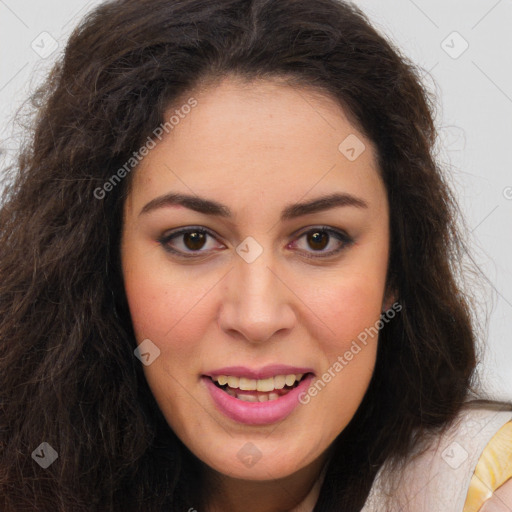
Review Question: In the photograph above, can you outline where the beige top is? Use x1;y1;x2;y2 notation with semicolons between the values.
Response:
290;403;512;512
362;404;512;511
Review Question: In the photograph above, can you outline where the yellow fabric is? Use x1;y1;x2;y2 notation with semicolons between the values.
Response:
463;420;512;512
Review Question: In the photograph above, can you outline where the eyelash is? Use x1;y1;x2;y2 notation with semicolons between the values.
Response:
157;225;353;260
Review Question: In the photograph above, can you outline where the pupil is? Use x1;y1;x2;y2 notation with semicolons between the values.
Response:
308;231;328;250
184;232;206;250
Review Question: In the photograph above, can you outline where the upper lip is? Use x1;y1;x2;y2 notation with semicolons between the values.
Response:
204;365;315;380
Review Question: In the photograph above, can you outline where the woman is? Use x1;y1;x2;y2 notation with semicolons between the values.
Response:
0;0;510;510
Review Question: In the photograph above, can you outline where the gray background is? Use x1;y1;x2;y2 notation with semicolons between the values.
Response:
1;0;511;398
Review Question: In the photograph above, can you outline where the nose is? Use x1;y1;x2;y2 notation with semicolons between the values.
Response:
218;253;297;344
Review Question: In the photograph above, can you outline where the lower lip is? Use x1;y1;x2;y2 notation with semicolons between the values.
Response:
202;374;314;425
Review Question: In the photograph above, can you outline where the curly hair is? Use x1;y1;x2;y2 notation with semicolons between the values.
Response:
0;0;478;510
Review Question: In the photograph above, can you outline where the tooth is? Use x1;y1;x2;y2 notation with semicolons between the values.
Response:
268;392;280;401
239;378;257;391
256;377;275;392
274;375;286;389
225;387;237;397
219;373;305;393
238;394;258;402
285;374;296;387
227;376;240;389
258;394;269;402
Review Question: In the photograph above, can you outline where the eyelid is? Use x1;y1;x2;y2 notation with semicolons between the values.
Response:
291;224;349;240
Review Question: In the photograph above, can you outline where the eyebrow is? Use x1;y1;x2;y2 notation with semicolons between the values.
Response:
139;192;368;220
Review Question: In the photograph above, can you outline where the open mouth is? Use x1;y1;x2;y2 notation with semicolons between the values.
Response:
209;373;311;402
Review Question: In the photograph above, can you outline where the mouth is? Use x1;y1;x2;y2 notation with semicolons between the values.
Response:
209;373;311;402
202;369;315;425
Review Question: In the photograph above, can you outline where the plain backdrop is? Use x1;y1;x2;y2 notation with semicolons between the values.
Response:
1;0;511;398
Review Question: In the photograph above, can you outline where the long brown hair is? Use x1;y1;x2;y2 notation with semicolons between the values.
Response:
0;0;478;510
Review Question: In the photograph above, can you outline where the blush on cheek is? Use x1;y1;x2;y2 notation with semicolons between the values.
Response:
126;286;212;370
123;262;179;336
315;282;383;342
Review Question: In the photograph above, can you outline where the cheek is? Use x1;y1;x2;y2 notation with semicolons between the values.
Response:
301;278;382;433
122;259;211;424
305;272;386;346
318;282;381;383
294;268;385;419
122;248;212;362
298;231;389;348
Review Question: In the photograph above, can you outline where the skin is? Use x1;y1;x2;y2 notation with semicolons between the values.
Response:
480;478;512;511
121;76;392;512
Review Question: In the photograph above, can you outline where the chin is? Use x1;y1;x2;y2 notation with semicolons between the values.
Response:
187;433;322;482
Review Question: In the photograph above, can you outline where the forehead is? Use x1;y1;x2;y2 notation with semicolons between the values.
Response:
126;77;386;215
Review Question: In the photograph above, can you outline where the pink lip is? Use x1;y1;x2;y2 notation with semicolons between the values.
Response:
204;365;315;380
202;373;315;426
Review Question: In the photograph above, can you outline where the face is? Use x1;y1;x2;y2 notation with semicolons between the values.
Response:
121;77;391;482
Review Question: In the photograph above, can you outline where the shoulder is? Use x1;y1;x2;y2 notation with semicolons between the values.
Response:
465;419;512;511
361;401;512;512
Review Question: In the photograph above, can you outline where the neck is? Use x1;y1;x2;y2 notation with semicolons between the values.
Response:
203;454;329;512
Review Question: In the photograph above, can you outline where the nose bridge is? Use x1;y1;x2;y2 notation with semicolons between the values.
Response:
239;257;276;309
218;248;296;343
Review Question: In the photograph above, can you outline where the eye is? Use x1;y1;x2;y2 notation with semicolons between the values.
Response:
158;225;352;260
290;226;353;258
158;227;224;257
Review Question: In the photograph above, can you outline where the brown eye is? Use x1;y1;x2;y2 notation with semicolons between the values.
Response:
307;231;329;251
291;226;353;259
158;227;225;257
183;231;206;250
